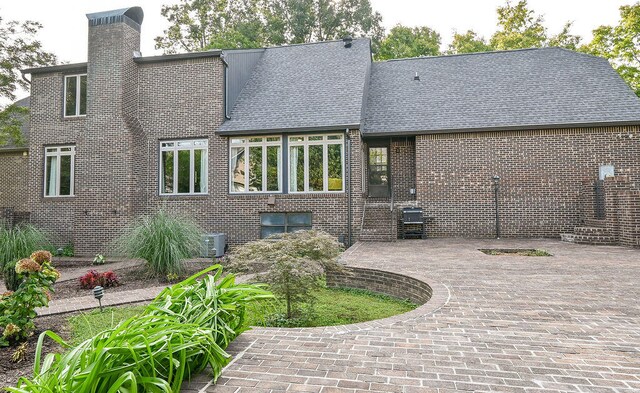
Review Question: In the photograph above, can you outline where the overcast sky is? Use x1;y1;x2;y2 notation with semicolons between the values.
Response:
1;0;633;102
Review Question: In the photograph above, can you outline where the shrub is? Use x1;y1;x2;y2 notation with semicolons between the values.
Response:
3;260;22;291
61;242;74;257
78;270;119;289
10;265;272;392
115;211;203;277
0;251;59;347
92;253;105;265
0;225;50;272
229;230;343;319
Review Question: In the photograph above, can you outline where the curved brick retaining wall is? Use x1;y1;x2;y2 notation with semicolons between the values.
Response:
326;266;433;305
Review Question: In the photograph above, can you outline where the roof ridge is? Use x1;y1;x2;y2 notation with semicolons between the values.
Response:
376;47;568;63
264;37;370;50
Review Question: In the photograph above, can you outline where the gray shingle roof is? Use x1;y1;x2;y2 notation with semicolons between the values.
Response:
363;48;640;135
219;39;371;134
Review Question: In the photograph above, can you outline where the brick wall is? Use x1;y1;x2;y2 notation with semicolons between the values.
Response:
416;126;640;238
326;266;433;305
0;151;29;212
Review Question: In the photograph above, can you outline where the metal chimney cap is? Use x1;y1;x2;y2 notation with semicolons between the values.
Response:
343;36;353;48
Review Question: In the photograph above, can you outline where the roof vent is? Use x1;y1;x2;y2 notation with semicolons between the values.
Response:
343;36;353;48
414;72;420;81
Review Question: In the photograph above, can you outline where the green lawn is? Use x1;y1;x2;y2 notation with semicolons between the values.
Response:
67;287;415;341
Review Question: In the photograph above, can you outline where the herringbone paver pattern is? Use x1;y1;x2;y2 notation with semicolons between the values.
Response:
185;239;640;393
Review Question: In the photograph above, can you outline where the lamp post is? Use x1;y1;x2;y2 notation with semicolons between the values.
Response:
493;175;501;239
93;286;104;312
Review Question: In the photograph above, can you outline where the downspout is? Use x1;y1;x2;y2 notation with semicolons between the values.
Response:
20;71;31;85
222;54;230;120
346;129;352;247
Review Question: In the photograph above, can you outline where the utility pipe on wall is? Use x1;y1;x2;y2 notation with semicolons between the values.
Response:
493;175;501;239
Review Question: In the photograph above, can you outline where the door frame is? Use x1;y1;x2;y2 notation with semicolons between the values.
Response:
366;139;391;198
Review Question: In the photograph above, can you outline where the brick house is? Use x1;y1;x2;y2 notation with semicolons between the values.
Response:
3;6;640;254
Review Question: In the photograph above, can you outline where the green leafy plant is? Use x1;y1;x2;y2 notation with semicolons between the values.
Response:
9;265;272;392
115;211;203;277
229;230;343;320
0;250;59;347
3;260;22;291
61;242;74;257
92;253;105;265
0;224;50;272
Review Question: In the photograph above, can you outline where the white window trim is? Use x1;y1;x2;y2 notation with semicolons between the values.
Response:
289;134;345;194
63;74;87;118
43;145;75;197
229;136;282;194
159;139;209;196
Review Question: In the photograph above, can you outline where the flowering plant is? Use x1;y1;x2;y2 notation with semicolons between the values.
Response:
0;251;59;346
79;270;119;289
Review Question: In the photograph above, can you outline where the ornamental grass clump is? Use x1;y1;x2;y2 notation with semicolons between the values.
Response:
115;211;203;277
0;224;50;273
9;265;272;393
229;230;344;320
0;250;59;347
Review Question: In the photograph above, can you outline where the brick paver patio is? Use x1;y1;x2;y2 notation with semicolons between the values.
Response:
183;239;640;393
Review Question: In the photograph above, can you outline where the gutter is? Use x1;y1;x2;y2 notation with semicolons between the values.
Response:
218;124;361;136
362;120;640;137
133;50;222;64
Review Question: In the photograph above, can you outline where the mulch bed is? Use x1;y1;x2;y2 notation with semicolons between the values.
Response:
0;313;70;388
53;262;217;300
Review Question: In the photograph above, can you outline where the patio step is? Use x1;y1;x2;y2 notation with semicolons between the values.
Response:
561;233;617;245
360;204;395;242
583;218;608;228
574;226;612;236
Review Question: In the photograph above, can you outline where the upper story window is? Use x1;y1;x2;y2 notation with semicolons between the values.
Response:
289;134;344;193
44;145;75;197
64;74;87;117
160;139;208;196
230;136;281;193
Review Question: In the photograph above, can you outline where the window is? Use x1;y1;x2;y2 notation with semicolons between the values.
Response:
44;146;75;197
260;212;312;238
160;139;208;195
230;136;281;193
289;134;344;193
64;74;87;117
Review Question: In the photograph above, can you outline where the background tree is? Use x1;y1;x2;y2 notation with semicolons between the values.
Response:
489;0;547;50
583;3;640;96
448;30;492;54
0;16;56;147
548;22;582;50
377;25;441;60
156;0;384;52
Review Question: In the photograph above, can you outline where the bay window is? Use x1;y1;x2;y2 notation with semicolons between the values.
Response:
160;139;208;195
44;145;75;197
289;134;344;193
230;136;281;193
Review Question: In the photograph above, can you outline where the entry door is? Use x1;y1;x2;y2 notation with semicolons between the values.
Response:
368;145;390;198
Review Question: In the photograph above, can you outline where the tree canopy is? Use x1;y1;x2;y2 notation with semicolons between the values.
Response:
0;16;56;147
377;25;440;60
582;3;640;96
155;0;384;53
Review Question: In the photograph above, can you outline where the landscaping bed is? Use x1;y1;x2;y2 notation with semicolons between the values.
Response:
52;261;216;300
479;248;552;256
0;313;70;388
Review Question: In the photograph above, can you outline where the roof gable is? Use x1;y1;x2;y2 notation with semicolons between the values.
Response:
219;39;371;134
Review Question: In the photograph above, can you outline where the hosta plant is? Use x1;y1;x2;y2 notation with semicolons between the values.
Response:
9;265;272;393
0;250;59;347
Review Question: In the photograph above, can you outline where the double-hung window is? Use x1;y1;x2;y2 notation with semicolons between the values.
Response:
230;136;281;193
64;74;87;117
44;146;75;197
160;139;208;195
289;134;344;193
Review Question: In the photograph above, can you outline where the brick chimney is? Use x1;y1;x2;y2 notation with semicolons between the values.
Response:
75;7;145;254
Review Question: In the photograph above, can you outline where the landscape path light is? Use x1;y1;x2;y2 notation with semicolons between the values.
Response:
93;286;104;312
